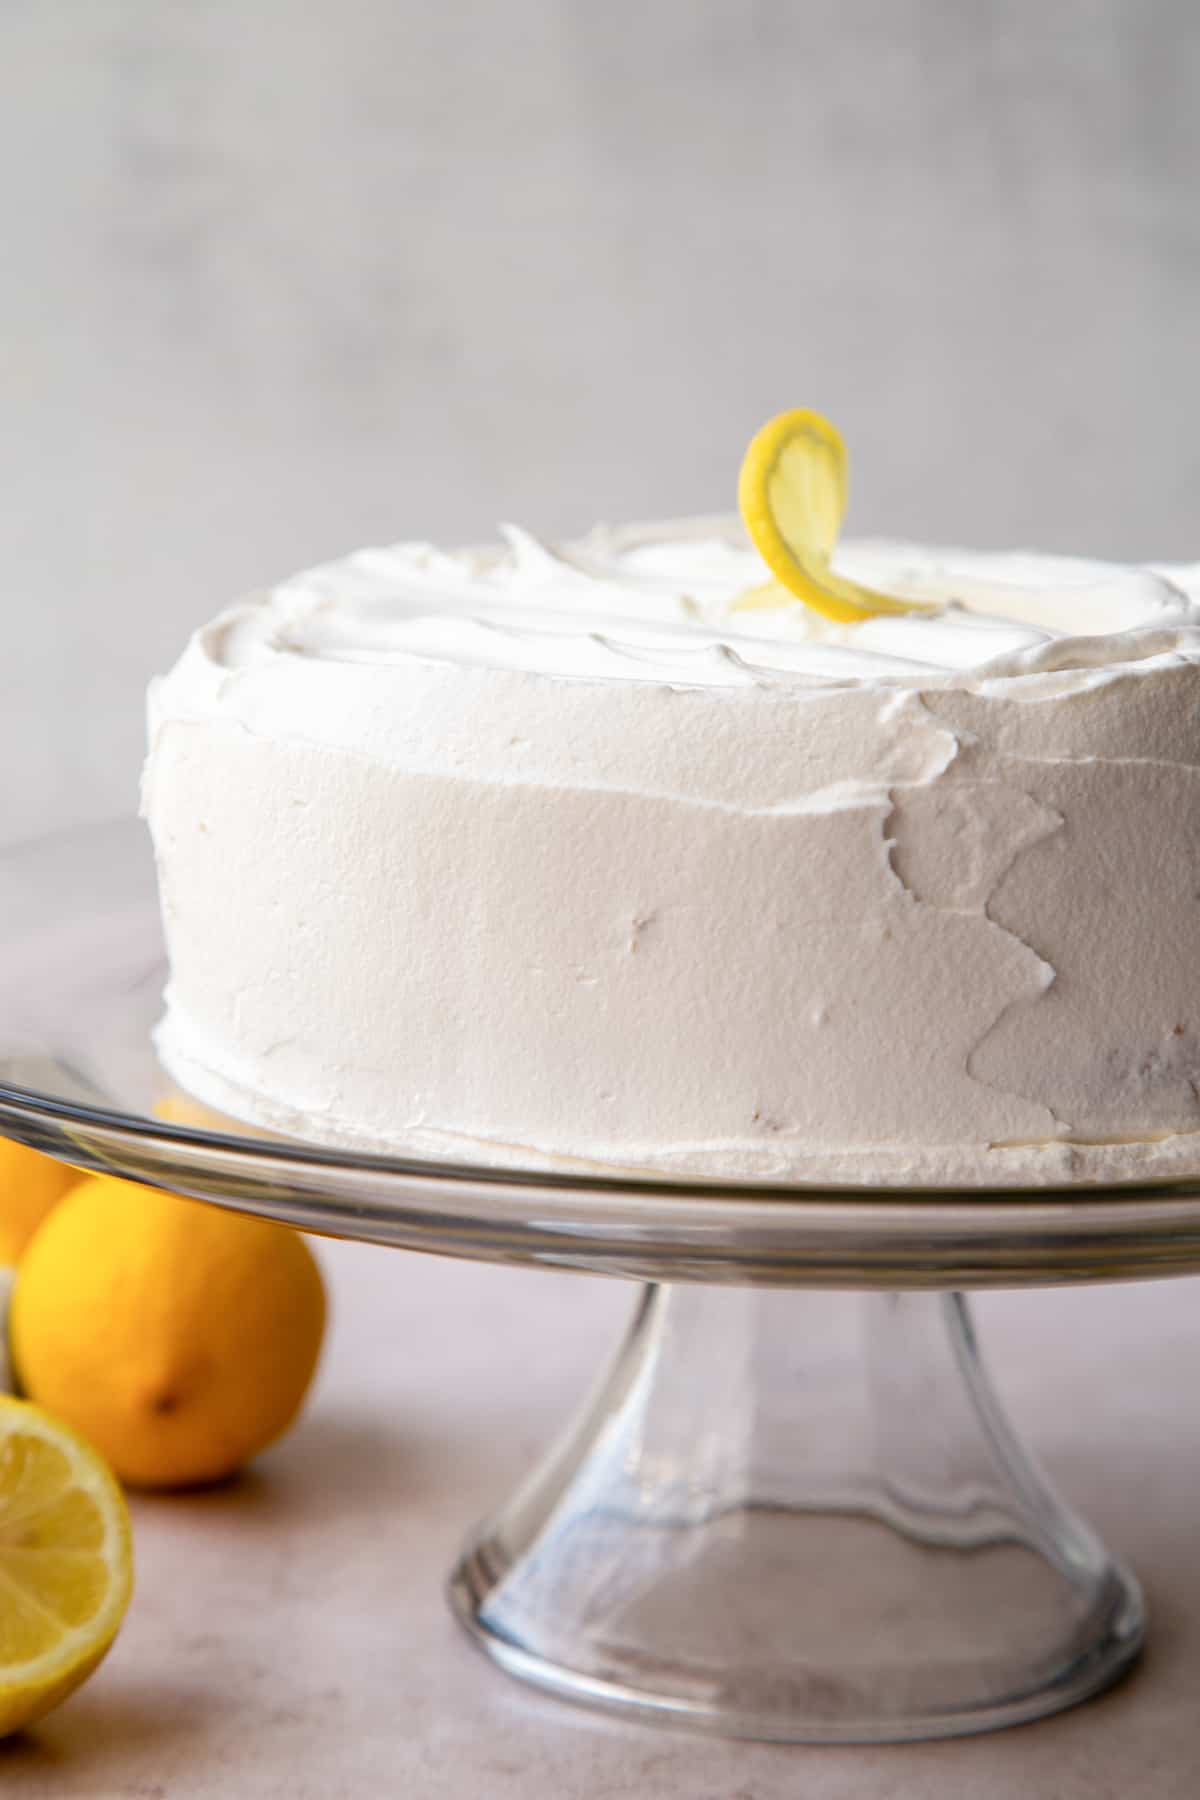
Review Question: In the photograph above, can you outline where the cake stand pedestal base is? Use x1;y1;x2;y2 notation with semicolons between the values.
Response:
449;1285;1143;1742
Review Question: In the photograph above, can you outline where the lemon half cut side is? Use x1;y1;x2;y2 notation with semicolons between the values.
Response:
0;1397;133;1736
736;407;934;622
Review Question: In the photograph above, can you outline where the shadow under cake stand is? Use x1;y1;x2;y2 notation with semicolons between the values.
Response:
5;822;1199;1742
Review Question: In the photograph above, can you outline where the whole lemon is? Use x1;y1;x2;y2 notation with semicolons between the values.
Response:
0;1139;79;1264
11;1175;326;1489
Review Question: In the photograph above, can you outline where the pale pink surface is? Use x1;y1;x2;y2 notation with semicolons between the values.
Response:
2;1239;1198;1799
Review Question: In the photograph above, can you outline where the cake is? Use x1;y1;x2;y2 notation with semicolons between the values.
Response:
142;505;1200;1187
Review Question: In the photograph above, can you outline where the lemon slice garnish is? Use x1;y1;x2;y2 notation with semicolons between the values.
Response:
0;1397;133;1736
736;408;932;622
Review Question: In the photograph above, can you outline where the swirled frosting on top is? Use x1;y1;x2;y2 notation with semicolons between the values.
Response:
200;518;1200;693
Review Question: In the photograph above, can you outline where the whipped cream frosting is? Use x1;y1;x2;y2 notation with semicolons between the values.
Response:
143;522;1200;1187
181;518;1200;691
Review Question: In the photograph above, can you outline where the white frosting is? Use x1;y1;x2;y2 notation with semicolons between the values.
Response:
143;521;1200;1186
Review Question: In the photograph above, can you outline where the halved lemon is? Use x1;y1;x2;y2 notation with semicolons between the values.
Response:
0;1398;133;1736
736;407;931;622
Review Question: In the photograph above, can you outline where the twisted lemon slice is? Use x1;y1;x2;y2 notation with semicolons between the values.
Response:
736;408;932;622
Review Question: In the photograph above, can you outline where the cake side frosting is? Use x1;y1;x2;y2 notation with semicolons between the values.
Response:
142;523;1200;1185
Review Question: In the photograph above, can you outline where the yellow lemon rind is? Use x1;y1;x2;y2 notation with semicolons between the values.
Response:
736;407;934;622
11;1176;326;1491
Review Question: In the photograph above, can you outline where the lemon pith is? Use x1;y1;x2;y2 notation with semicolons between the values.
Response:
0;1398;132;1736
736;407;932;622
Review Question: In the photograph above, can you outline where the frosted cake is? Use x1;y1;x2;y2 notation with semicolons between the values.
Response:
143;420;1200;1185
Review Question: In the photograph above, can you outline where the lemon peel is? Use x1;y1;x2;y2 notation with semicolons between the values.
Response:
11;1176;326;1490
0;1140;79;1267
0;1397;133;1737
735;408;933;622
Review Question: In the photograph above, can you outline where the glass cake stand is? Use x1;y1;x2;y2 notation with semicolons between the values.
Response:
6;824;1200;1743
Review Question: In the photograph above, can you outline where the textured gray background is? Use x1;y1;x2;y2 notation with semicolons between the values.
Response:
3;0;1198;839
